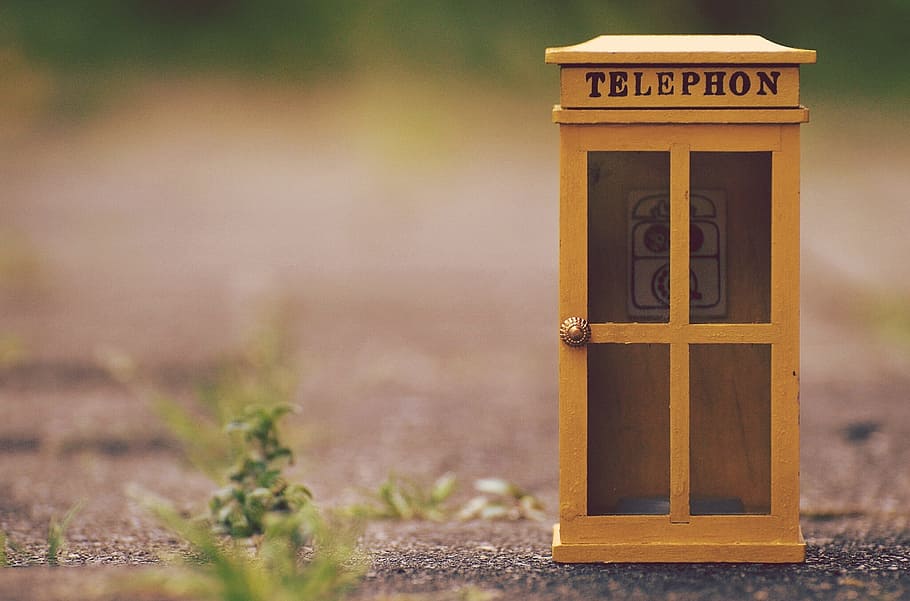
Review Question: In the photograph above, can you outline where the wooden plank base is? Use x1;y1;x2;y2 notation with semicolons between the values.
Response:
552;524;805;563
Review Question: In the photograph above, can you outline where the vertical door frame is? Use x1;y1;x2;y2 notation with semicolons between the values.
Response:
557;122;802;545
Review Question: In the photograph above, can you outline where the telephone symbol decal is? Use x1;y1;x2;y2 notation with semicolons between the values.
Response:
627;190;726;319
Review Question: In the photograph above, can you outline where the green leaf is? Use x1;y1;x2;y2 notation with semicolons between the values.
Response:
46;499;84;566
266;446;293;462
386;484;413;519
430;472;457;504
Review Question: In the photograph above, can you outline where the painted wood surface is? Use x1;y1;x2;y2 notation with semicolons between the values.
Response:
545;35;817;65
553;525;806;563
552;107;810;124
560;66;800;109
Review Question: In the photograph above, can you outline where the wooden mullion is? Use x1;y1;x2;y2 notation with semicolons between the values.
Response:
669;144;691;523
669;145;690;325
683;323;782;344
670;343;690;523
589;323;673;344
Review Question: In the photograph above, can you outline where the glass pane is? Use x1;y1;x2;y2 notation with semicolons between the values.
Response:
588;151;670;323
690;344;771;515
588;344;670;515
690;152;771;323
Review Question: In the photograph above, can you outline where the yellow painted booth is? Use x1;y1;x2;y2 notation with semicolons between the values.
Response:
546;35;816;563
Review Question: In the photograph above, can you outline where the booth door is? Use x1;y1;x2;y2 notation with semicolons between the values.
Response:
559;126;799;529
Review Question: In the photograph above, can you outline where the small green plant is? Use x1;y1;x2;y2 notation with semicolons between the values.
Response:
346;472;457;521
46;500;84;566
456;478;545;522
348;474;543;522
139;494;363;601
0;530;24;567
210;404;312;537
139;310;369;600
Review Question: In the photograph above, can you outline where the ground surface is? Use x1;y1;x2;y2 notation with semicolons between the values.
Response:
1;81;909;599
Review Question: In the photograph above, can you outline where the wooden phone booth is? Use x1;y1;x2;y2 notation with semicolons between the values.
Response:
547;35;816;562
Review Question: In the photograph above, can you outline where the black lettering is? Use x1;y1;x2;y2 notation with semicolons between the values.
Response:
757;71;780;96
704;71;727;96
656;71;674;95
585;72;606;98
681;71;700;95
633;72;652;96
729;71;751;96
608;71;628;97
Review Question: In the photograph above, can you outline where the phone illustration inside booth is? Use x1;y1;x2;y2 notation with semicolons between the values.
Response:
628;190;726;320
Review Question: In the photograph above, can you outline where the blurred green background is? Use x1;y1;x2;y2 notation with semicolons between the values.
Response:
1;1;908;108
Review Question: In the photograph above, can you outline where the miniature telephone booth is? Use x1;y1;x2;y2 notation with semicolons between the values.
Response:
547;35;816;563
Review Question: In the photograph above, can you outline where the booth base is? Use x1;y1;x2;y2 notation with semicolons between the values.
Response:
552;524;806;563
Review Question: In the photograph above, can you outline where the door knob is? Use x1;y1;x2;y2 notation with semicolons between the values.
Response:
560;317;591;347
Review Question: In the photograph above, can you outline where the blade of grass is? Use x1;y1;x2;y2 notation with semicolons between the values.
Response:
46;499;85;566
134;490;362;601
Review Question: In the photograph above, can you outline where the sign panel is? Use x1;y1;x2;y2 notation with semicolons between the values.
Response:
561;66;799;109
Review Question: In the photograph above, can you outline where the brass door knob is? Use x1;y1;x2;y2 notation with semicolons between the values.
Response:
560;317;591;347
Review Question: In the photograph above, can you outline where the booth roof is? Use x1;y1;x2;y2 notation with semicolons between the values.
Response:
545;35;817;65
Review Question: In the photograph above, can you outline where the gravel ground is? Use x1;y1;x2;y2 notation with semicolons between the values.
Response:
0;518;907;600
